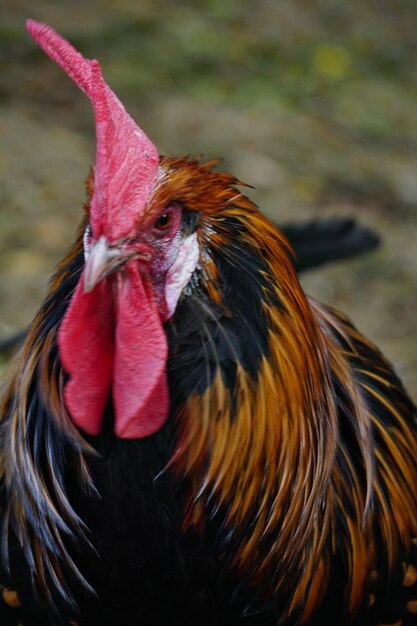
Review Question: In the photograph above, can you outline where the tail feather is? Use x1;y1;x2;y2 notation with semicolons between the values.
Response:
280;216;380;272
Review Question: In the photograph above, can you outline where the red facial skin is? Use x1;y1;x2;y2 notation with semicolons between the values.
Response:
58;204;186;438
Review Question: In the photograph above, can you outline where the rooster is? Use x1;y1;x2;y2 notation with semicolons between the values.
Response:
0;21;416;626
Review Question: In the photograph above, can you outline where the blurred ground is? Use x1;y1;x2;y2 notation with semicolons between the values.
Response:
0;0;417;397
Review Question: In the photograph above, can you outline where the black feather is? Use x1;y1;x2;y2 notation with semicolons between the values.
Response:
280;216;380;271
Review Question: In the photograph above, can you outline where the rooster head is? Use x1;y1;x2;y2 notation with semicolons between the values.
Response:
27;20;200;439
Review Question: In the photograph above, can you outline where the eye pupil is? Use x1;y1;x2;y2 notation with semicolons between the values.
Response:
154;212;172;231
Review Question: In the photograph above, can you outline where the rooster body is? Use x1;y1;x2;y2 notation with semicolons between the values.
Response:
0;22;416;626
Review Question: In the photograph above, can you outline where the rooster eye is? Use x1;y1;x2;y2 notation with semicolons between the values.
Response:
153;212;173;232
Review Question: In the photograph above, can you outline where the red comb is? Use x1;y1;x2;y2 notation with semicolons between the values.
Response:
26;19;159;241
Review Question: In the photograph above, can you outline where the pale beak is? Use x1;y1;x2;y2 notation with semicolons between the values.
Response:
83;236;125;292
84;236;153;292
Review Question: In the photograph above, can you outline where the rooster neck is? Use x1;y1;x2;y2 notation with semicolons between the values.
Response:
166;220;340;621
166;210;417;624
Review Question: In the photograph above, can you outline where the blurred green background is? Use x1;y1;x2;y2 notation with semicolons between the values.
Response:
1;0;417;397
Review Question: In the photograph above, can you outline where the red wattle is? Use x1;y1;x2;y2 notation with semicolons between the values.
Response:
58;265;170;439
113;266;169;438
58;277;114;435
